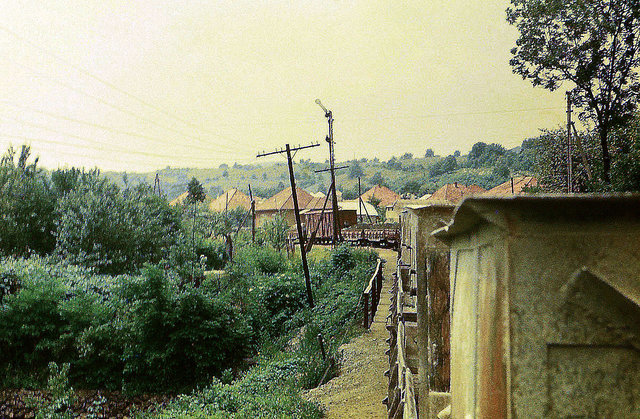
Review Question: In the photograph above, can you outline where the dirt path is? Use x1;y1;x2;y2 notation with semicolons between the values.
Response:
304;248;396;419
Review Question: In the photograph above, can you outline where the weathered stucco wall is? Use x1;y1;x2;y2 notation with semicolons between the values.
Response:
508;227;640;418
438;196;640;419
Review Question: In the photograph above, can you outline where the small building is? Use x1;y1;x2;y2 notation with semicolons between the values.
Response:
385;198;431;223
484;175;538;196
301;207;357;243
254;186;314;227
340;199;380;223
393;201;456;416
208;188;252;212
360;184;400;208
434;195;640;418
426;183;485;204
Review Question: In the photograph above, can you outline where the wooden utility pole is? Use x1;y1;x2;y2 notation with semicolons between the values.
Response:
358;177;363;224
571;122;594;182
257;142;319;308
153;173;162;196
316;99;341;246
567;91;573;193
249;184;256;244
305;181;335;254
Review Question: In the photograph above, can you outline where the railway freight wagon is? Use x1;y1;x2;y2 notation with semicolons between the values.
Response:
341;223;400;248
434;195;640;419
301;208;357;245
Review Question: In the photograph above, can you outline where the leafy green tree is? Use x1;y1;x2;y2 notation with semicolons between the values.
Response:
429;155;459;176
532;116;640;192
490;157;511;185
55;181;182;274
424;148;435;158
369;171;385;186
0;145;56;256
608;115;640;191
467;142;506;168
386;156;402;170
527;128;600;192
401;179;423;196
507;0;640;183
348;160;364;179
260;213;289;252
186;177;206;279
187;177;206;203
209;207;247;262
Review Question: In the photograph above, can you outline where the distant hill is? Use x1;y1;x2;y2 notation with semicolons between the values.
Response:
103;140;537;201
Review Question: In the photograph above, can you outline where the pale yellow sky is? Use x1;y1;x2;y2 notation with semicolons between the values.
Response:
0;1;567;172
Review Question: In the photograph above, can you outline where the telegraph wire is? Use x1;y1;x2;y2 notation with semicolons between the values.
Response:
0;115;240;163
7;60;243;154
0;24;244;149
0;114;222;161
0;131;221;164
0;101;251;157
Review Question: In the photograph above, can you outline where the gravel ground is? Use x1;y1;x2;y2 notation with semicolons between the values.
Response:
304;248;396;419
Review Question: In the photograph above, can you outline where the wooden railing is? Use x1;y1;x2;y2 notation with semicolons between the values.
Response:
363;259;384;329
384;257;418;419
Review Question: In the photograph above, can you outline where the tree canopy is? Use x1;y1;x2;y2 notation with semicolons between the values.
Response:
507;0;640;182
187;177;206;203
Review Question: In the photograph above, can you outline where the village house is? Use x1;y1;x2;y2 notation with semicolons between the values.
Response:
483;175;538;196
426;182;486;204
360;184;401;208
208;188;252;212
254;186;314;227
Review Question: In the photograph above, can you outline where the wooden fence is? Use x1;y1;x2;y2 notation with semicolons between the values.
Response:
363;258;384;329
384;265;418;419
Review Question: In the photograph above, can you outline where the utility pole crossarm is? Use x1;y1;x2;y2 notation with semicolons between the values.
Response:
314;165;348;174
256;142;320;158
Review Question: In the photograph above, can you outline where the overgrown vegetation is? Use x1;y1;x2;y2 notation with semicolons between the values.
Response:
0;259;251;393
1;213;377;416
149;244;377;418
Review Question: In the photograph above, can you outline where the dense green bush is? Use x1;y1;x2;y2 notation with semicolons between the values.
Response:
1;237;379;418
247;273;307;339
0;146;56;257
148;358;322;418
0;259;253;393
55;182;183;275
196;238;228;270
227;245;288;280
150;244;377;418
116;266;252;393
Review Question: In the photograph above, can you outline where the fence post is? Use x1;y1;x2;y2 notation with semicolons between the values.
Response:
363;292;369;328
377;262;383;301
317;333;326;361
372;271;378;318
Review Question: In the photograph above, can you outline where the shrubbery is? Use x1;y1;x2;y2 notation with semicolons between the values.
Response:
55;182;183;275
150;245;377;417
0;259;252;393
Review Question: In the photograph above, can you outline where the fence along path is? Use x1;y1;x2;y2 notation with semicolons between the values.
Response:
304;248;396;418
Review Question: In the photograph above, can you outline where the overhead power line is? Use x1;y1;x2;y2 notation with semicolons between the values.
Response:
10;60;245;155
0;25;243;150
0;130;220;164
0;114;243;163
0;101;250;157
340;106;565;122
